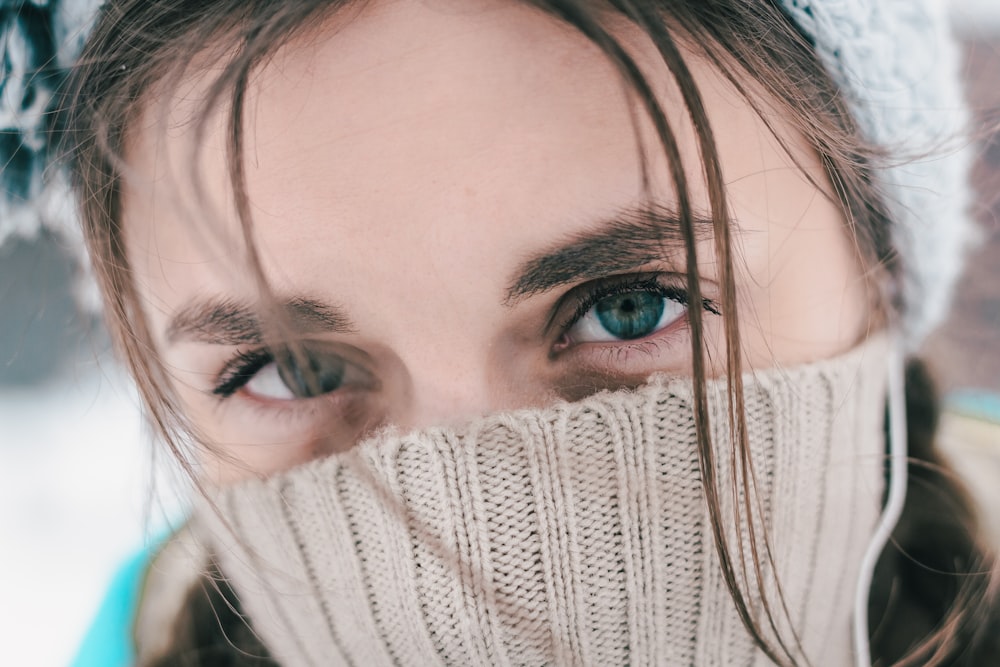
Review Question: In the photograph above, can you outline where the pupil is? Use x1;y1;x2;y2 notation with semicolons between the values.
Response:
278;352;346;398
595;291;665;340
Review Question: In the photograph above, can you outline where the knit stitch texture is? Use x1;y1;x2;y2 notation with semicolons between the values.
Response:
199;337;889;667
778;0;973;345
0;0;99;242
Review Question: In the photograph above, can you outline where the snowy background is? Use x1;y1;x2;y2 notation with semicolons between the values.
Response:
0;364;183;666
952;0;1000;35
0;240;186;666
1;1;999;666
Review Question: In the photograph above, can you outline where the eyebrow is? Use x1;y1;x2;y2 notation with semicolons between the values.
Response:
504;204;715;305
166;296;355;346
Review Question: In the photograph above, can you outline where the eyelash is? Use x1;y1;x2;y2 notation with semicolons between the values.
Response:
210;273;720;399
558;274;719;333
214;349;273;398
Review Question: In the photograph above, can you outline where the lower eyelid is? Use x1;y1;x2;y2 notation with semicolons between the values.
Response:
552;332;692;402
198;391;377;461
230;384;357;424
555;309;693;363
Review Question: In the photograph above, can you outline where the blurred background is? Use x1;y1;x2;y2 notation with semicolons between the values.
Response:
2;1;1000;665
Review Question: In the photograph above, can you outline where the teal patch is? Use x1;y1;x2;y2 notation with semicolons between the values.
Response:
947;390;1000;423
68;542;161;667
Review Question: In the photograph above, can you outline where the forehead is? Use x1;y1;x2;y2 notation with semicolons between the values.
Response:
239;1;662;262
122;0;817;333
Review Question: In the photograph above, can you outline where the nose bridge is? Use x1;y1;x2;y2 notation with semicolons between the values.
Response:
377;287;531;430
394;361;501;431
385;330;534;431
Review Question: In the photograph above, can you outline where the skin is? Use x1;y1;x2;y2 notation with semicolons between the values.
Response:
122;0;870;483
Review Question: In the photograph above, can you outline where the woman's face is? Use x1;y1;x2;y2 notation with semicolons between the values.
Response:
123;0;869;482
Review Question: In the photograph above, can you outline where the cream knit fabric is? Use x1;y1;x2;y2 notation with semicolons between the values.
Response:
198;337;889;667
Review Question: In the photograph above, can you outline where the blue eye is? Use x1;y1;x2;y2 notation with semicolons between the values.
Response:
213;346;367;401
273;351;347;398
596;292;667;339
566;288;688;343
245;353;347;400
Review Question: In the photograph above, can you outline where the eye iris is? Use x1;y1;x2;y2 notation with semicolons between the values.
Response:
278;353;346;398
595;291;665;340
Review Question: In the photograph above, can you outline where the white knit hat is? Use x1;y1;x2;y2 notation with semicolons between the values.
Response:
777;0;974;345
0;0;973;344
0;0;99;241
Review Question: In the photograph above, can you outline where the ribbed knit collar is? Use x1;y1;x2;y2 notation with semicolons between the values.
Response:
198;337;889;666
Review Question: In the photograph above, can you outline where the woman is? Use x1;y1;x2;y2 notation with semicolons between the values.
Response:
58;0;998;665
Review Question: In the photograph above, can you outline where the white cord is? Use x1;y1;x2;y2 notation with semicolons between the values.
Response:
852;338;909;667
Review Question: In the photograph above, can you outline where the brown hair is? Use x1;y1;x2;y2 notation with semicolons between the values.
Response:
58;0;997;664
